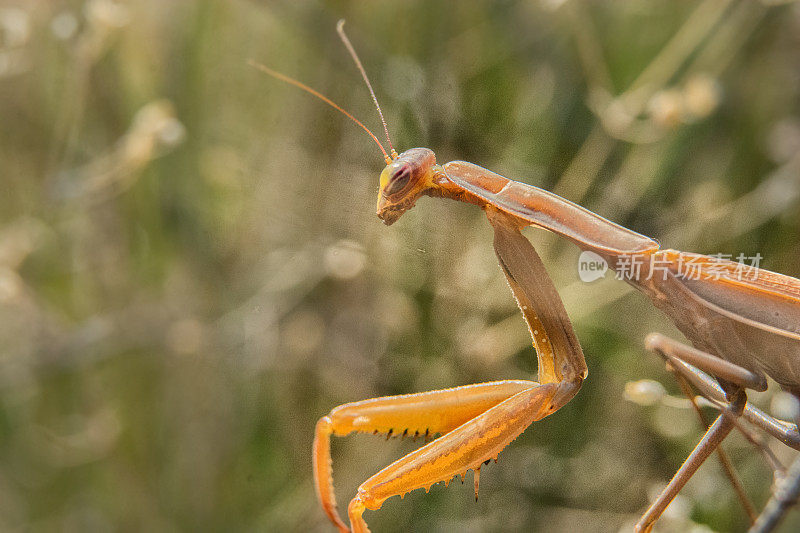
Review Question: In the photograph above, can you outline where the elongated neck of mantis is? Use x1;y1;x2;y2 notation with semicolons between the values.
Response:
429;170;660;263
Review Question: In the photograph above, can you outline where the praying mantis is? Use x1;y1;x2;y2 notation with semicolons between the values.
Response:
255;21;800;533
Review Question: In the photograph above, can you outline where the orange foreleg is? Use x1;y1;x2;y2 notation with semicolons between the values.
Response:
313;380;571;532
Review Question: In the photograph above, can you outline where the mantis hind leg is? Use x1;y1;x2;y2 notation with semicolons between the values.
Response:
739;389;800;533
751;400;800;533
752;460;800;533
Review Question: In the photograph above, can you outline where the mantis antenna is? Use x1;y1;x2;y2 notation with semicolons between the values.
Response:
336;19;398;160
248;60;392;164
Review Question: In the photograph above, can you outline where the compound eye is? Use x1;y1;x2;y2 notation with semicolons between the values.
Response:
384;165;412;195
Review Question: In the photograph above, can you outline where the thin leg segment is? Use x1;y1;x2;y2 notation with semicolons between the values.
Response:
667;361;757;523
646;335;800;450
750;394;800;533
313;380;541;531
646;333;767;391
750;455;800;533
636;390;747;533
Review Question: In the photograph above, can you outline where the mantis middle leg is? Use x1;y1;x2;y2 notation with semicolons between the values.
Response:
635;335;800;532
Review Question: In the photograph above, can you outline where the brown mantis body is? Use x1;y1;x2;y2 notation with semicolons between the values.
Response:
256;21;800;533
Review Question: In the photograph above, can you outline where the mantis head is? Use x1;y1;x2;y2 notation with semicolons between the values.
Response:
253;22;442;226
377;148;438;225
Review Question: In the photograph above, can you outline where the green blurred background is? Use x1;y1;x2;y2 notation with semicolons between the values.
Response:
1;0;799;531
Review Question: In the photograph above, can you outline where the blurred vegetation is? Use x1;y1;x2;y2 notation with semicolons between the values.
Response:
1;0;799;531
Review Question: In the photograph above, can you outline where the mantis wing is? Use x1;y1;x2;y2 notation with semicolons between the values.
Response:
656;250;800;337
650;251;800;393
